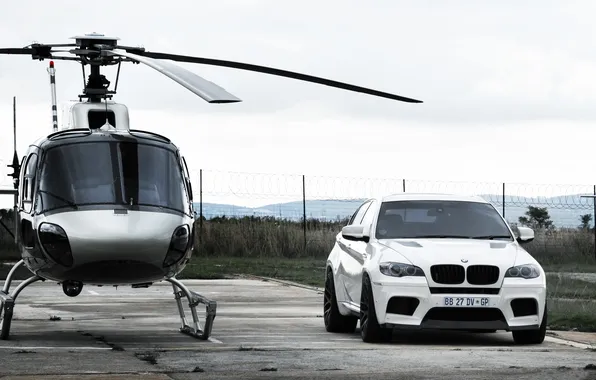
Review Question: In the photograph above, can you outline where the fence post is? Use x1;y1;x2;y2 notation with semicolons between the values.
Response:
199;169;203;251
402;179;406;192
302;174;307;253
502;183;505;218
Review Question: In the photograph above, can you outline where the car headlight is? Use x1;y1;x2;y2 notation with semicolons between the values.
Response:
504;264;541;279
379;262;425;277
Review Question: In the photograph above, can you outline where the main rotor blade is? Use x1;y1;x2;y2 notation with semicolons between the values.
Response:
129;50;423;103
0;48;35;55
106;50;242;103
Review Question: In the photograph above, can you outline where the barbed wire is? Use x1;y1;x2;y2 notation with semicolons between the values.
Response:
196;169;596;209
190;169;596;228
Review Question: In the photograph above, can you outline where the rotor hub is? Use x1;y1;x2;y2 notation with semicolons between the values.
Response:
71;33;120;49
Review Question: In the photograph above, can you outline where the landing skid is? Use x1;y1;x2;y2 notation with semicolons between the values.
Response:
166;277;217;340
0;260;44;340
0;260;217;340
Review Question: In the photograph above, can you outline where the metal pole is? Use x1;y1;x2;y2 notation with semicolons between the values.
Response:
12;96;18;244
302;174;306;253
592;185;596;257
199;169;203;251
13;96;16;156
47;61;58;132
502;183;505;218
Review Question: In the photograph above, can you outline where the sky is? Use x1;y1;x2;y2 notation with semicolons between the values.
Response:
1;0;596;208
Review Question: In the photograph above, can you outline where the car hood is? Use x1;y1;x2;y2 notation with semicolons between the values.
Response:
379;238;521;269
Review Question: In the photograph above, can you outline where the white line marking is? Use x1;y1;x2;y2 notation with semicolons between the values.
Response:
87;290;100;295
545;336;595;350
208;337;223;344
0;346;112;350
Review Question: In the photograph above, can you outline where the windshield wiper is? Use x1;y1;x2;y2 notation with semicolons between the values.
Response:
38;190;78;209
471;235;512;240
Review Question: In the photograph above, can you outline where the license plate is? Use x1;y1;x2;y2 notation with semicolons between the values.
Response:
442;296;491;307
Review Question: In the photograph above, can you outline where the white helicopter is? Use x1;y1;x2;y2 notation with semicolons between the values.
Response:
0;33;423;341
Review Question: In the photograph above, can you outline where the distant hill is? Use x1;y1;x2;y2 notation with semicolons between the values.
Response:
194;193;596;229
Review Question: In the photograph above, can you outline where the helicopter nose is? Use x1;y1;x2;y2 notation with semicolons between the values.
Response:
42;210;191;266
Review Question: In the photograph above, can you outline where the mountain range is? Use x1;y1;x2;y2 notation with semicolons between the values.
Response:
194;193;596;229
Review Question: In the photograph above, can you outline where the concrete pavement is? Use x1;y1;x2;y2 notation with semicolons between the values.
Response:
0;278;594;379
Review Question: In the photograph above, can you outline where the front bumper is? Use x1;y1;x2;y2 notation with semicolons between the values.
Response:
371;278;546;331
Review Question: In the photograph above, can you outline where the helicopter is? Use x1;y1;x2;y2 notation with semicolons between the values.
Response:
0;33;423;341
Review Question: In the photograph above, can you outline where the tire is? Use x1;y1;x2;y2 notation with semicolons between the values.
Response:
323;268;358;333
360;273;393;343
512;300;547;345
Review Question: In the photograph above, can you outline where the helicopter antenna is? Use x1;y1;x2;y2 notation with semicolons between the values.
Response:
47;61;58;131
99;93;114;130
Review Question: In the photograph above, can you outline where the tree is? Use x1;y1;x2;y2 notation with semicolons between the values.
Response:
579;213;592;230
518;206;554;230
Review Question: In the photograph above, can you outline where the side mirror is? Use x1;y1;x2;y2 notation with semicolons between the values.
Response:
516;226;534;244
342;225;370;242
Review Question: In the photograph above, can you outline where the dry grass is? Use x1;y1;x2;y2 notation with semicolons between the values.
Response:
548;299;596;332
194;216;596;271
195;216;347;259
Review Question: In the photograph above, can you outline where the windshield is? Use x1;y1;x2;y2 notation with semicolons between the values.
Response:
37;141;189;213
375;200;513;240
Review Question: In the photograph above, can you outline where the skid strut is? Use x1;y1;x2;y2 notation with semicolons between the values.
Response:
166;277;217;340
0;260;44;340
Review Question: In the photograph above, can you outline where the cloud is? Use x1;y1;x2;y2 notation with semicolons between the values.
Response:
2;0;596;210
3;0;596;123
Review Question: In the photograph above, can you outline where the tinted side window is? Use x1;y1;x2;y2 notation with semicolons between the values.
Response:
21;153;38;213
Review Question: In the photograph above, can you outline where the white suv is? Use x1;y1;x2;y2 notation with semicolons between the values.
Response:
323;193;546;344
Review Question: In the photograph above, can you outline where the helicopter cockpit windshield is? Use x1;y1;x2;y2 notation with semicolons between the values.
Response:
36;141;189;214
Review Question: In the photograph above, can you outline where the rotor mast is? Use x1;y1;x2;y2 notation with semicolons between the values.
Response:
71;33;122;103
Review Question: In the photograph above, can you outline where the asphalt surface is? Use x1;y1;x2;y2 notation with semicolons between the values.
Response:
0;278;594;379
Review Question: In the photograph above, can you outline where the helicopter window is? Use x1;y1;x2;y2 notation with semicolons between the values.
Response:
88;110;116;129
39;143;117;211
37;141;187;214
119;142;186;211
21;153;38;213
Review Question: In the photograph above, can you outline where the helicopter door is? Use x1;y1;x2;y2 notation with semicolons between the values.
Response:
18;152;38;249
